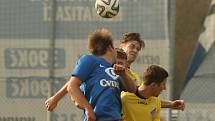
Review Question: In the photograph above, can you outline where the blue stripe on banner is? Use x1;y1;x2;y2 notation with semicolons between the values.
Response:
184;2;215;87
184;42;207;86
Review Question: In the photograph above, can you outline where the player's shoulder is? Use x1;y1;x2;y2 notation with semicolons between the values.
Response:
149;96;159;100
81;54;95;59
149;97;161;104
128;69;140;78
80;54;98;61
127;69;142;86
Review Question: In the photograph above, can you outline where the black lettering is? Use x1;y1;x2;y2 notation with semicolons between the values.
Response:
0;117;35;121
136;55;160;64
6;77;66;98
51;113;77;121
4;48;65;69
43;4;122;22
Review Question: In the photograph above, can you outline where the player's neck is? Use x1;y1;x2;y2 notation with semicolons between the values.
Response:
100;54;114;65
138;85;152;99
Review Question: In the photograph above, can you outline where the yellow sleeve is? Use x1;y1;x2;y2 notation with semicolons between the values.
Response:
153;98;161;121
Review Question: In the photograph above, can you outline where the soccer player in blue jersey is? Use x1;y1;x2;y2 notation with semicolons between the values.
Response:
46;28;136;121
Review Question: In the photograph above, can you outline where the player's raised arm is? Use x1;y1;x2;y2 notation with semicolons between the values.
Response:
161;99;185;111
45;81;69;111
113;63;136;93
67;76;96;121
114;48;137;93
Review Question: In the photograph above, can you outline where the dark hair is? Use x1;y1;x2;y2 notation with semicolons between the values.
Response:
120;32;145;49
115;48;127;60
88;28;114;56
143;65;168;85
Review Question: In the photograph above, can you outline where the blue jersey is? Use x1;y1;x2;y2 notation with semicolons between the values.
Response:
72;55;123;121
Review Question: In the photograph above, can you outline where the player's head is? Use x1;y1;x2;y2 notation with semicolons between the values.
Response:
143;65;168;97
119;32;145;64
115;48;127;67
87;28;116;63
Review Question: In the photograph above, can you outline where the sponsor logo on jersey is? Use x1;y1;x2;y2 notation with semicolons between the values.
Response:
100;79;119;89
138;100;148;105
98;67;120;89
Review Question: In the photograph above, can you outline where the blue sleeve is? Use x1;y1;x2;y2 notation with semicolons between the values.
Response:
72;55;96;82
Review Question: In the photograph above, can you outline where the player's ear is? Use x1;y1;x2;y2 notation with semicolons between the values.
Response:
107;45;114;51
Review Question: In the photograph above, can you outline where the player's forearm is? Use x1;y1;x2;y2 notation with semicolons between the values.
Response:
161;99;185;110
161;100;173;108
52;81;69;102
67;77;92;110
121;70;136;93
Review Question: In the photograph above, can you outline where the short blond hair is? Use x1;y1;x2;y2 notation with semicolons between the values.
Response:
88;28;114;56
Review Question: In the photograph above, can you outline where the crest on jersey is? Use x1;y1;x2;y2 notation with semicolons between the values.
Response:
150;107;157;117
105;67;119;80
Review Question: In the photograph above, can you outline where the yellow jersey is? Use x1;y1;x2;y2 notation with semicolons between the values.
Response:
121;69;161;121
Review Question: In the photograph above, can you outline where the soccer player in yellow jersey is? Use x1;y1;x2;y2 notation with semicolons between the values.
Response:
119;32;185;121
116;48;163;121
121;64;168;121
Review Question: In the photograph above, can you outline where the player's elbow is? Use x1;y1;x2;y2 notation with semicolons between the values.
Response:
67;83;72;93
66;78;75;94
67;79;73;92
67;76;82;94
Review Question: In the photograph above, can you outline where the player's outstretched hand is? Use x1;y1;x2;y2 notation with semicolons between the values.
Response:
171;100;185;111
45;96;58;111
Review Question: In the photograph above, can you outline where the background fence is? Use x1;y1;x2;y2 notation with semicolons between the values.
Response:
0;0;215;121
